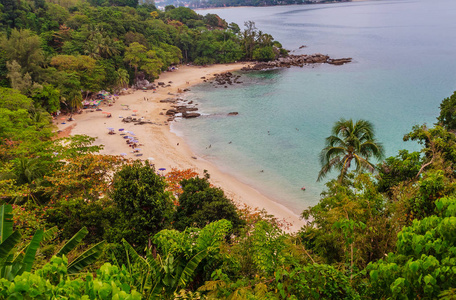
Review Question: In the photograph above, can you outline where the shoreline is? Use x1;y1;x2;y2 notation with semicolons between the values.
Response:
57;63;306;232
194;0;369;11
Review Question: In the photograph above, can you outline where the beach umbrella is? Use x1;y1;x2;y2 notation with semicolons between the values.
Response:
127;131;136;136
133;110;138;112
107;127;114;131
60;117;66;120
134;148;141;151
102;111;111;114
120;153;127;156
118;128;124;131
158;168;166;171
147;157;155;161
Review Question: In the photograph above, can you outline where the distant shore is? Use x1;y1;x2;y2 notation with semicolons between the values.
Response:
57;63;306;232
194;0;369;11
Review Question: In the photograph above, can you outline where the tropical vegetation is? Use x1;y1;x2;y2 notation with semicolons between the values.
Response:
0;0;284;114
1;0;456;298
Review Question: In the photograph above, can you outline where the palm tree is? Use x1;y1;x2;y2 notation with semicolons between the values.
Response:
116;68;129;89
317;118;384;182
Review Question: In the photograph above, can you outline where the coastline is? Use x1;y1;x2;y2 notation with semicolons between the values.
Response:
57;63;306;233
194;0;369;11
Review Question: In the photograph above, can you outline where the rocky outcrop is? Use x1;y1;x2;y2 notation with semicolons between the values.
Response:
165;104;200;120
242;54;352;71
212;72;243;86
122;116;154;125
228;112;239;116
134;78;157;90
207;72;243;88
182;112;201;118
160;98;176;103
327;58;353;65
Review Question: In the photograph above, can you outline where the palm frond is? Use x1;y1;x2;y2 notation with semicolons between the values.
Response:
359;140;385;160
317;156;342;182
353;154;376;173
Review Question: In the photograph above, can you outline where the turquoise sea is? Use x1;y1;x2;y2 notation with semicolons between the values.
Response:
173;0;456;215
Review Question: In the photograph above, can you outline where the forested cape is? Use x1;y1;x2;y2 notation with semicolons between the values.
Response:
166;0;348;10
2;0;456;299
0;0;283;113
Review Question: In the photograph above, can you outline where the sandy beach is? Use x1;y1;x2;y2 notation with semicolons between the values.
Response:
57;63;306;232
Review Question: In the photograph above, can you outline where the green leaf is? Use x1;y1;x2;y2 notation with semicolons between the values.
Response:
67;241;105;274
0;231;21;260
435;200;444;211
56;227;88;257
176;249;208;292
370;270;378;281
424;274;434;285
23;229;44;272
122;239;149;270
0;205;14;243
42;226;59;242
409;261;420;274
148;280;163;300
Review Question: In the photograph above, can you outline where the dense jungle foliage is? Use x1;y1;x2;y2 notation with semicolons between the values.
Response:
1;0;456;298
2;90;456;299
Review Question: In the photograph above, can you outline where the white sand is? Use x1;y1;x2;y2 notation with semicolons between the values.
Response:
57;63;306;232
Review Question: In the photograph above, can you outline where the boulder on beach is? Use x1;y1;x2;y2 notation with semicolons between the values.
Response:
182;112;201;118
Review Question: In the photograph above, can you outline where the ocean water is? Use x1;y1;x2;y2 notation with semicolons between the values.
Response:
173;0;456;215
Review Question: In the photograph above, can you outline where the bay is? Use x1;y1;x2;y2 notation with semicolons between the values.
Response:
173;0;456;214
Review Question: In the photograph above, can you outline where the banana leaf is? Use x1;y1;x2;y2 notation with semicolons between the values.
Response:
176;249;208;291
23;229;44;272
148;278;163;300
0;231;21;260
42;226;59;242
67;241;105;274
56;227;88;257
122;238;149;270
0;205;14;243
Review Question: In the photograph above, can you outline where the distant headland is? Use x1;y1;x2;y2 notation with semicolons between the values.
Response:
160;0;355;10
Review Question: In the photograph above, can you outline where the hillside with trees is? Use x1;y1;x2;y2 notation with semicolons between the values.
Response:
0;0;284;114
157;0;349;10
